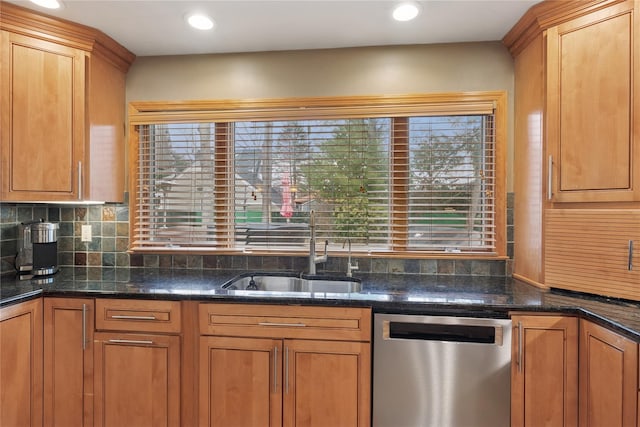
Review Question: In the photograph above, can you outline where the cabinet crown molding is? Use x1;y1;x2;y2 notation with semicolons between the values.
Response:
0;2;135;72
503;0;628;56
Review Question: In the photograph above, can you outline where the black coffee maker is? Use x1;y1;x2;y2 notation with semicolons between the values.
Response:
16;220;59;276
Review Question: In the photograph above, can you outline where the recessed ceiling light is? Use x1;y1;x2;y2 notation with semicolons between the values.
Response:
186;13;215;31
392;2;420;22
30;0;62;9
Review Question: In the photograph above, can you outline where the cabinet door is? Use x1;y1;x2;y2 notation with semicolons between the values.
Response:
283;339;370;427
44;298;94;427
546;1;640;203
580;320;638;427
0;298;43;427
94;332;180;427
85;53;126;202
0;31;84;201
511;315;578;427
545;209;640;301
199;336;282;427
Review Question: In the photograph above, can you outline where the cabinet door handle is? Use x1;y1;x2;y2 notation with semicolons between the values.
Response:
517;321;523;373
82;303;88;350
110;315;157;321
78;161;83;201
107;339;154;345
547;155;553;201
273;346;278;393
629;240;634;271
258;322;306;327
284;346;290;394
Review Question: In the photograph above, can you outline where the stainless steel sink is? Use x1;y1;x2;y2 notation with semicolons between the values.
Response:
221;273;362;293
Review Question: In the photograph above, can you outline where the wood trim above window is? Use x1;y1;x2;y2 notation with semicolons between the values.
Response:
129;93;497;124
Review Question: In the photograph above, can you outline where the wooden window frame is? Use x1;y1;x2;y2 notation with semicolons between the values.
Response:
128;92;507;258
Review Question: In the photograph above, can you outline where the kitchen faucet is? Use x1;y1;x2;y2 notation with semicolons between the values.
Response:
308;210;328;275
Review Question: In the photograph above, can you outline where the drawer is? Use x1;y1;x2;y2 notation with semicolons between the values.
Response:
95;299;181;333
199;303;371;342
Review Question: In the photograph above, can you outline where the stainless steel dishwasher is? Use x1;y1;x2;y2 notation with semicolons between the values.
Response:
373;313;512;427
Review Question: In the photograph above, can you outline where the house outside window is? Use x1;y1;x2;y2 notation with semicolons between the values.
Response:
129;92;506;257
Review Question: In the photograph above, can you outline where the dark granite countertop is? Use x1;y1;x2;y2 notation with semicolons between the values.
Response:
2;267;640;341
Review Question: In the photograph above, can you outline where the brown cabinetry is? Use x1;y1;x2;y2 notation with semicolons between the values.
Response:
511;314;579;427
199;335;281;427
511;314;640;427
93;299;182;427
546;0;640;203
580;319;638;427
43;298;94;427
507;0;640;299
198;303;371;427
0;3;134;202
0;31;84;201
545;209;640;300
0;298;43;427
283;339;367;427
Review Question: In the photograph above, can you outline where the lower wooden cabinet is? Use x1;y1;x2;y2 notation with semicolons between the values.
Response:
512;315;640;427
283;339;369;427
199;336;282;427
44;297;94;427
42;297;183;426
198;303;371;427
511;314;579;427
580;319;638;427
93;332;181;427
199;335;369;427
92;298;183;427
0;298;43;427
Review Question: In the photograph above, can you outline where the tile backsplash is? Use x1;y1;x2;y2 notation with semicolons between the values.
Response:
1;193;515;277
0;204;130;276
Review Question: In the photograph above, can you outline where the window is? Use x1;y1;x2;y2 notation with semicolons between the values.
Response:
129;93;506;256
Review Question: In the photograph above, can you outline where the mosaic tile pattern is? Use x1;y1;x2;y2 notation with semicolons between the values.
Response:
1;193;515;277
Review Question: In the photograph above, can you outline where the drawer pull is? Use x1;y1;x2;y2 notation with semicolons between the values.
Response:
78;161;83;201
629;240;634;271
517;321;523;373
285;346;290;394
258;322;306;327
547;155;553;201
273;346;278;393
111;315;157;321
108;339;154;345
82;304;88;350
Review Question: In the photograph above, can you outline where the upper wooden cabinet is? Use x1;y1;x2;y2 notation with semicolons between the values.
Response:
507;0;640;296
0;3;134;202
1;31;85;201
546;1;640;203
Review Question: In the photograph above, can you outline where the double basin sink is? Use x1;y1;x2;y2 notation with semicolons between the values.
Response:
221;272;362;294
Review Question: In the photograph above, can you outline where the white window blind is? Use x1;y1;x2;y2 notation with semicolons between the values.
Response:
134;123;219;248
130;94;503;255
406;116;495;250
233;119;390;251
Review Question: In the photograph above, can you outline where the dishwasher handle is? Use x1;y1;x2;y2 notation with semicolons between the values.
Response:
383;321;504;346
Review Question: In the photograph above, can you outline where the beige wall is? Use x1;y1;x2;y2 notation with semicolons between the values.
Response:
126;42;515;190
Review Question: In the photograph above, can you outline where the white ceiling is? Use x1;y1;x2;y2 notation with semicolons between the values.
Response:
8;0;539;56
